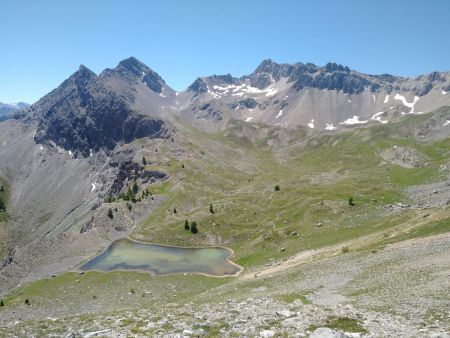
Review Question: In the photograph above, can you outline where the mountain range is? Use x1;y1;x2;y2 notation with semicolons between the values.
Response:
13;56;450;157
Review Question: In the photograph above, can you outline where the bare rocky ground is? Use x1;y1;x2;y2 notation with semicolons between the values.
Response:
406;178;450;208
0;232;448;337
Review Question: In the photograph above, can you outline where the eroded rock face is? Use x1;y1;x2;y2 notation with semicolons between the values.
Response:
108;155;168;194
29;65;169;157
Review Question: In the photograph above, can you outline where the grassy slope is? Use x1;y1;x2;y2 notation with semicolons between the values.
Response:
132;117;448;269
1;112;449;321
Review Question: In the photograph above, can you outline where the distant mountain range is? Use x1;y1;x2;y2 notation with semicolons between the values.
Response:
0;102;29;121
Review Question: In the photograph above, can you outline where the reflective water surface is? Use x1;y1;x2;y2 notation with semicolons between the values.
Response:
80;238;242;276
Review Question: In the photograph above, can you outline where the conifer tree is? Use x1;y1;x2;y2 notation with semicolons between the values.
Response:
190;221;198;234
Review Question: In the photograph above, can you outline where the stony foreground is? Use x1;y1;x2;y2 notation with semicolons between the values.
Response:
1;296;448;337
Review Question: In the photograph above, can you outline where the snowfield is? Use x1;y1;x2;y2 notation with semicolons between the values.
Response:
339;115;368;125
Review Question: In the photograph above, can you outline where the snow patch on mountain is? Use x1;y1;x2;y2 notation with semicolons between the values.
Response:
394;93;420;114
339;115;368;125
211;83;279;98
370;112;388;124
308;119;315;129
325;123;337;131
384;95;389;103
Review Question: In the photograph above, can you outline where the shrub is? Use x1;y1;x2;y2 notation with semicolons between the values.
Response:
132;180;139;194
348;197;355;206
124;186;133;201
0;197;5;212
127;203;132;211
142;156;147;166
173;208;177;214
190;222;198;234
341;246;349;253
0;185;4;192
0;299;4;307
274;185;280;191
107;208;113;219
24;298;30;305
184;219;190;230
209;203;214;214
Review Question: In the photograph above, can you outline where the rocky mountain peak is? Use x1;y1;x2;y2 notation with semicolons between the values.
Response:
29;61;169;157
101;57;167;93
187;78;208;96
252;59;276;74
248;59;295;89
208;74;237;85
323;62;351;73
70;65;97;85
117;57;150;77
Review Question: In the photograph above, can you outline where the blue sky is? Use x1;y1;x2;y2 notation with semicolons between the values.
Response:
1;0;449;103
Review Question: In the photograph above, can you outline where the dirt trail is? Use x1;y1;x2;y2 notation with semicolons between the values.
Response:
240;209;449;280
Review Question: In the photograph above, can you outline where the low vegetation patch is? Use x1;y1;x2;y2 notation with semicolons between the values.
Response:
309;316;367;333
277;292;312;304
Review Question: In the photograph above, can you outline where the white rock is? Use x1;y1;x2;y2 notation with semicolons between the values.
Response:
309;327;351;338
429;334;450;338
276;309;295;318
260;329;275;337
182;329;193;336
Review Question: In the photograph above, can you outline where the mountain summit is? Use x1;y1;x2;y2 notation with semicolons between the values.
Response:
101;56;167;94
30;61;169;157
